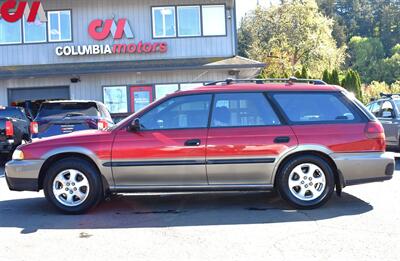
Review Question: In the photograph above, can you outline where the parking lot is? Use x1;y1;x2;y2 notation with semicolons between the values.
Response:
0;159;399;261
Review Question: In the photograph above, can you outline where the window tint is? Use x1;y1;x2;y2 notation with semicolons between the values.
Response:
48;11;72;42
211;93;281;127
273;93;360;123
0;17;22;44
177;6;201;37
23;14;47;43
37;103;99;119
141;95;211;130
369;102;381;117
152;7;176;38
202;5;226;36
381;101;395;118
0;108;24;119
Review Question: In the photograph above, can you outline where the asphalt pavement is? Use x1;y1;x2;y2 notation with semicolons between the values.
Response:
0;160;399;261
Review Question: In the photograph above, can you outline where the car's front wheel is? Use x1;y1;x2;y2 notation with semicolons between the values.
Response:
43;158;103;214
276;155;335;209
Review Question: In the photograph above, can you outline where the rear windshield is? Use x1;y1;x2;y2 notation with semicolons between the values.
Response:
272;92;362;123
0;108;25;119
37;103;99;119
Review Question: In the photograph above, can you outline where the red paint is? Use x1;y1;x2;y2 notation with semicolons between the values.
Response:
0;1;43;23
130;86;153;113
88;19;131;40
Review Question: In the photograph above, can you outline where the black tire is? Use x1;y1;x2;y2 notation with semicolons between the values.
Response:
43;157;103;214
276;155;335;209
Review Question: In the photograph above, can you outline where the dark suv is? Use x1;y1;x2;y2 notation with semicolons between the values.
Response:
6;79;394;214
31;100;114;139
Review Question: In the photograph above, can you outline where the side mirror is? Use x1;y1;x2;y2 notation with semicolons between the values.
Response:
128;118;141;132
382;111;393;118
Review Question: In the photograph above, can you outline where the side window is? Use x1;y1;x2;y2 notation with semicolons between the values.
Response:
272;93;361;123
369;102;381;117
140;94;212;130
381;101;394;118
211;93;281;127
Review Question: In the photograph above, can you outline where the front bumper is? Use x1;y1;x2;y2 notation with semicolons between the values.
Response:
5;160;45;192
332;152;394;187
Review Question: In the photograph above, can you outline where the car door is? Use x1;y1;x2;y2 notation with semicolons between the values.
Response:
378;100;399;144
206;92;298;185
112;94;212;186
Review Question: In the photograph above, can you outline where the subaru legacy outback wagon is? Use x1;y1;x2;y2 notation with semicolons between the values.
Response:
5;79;394;214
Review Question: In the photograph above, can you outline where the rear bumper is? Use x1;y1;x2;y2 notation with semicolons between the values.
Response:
0;140;15;153
332;152;394;187
5;160;45;192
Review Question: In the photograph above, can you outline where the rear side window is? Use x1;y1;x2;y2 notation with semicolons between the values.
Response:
272;92;361;123
211;93;281;127
37;103;99;119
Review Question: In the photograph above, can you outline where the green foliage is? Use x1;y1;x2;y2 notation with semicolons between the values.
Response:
301;67;309;79
342;70;362;100
238;0;346;78
362;81;400;104
331;69;341;85
322;69;331;83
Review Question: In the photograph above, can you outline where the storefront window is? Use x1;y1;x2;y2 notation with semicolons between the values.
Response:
177;6;201;37
152;7;176;38
0;17;22;44
48;10;72;42
155;84;179;100
23;15;47;43
202;5;226;36
180;83;204;91
103;86;128;114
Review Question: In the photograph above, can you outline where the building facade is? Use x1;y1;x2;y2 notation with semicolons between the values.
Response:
0;0;264;118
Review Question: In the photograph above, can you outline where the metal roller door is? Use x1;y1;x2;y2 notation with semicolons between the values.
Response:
8;86;70;105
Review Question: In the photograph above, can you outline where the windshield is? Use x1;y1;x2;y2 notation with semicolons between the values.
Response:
36;103;99;119
0;108;24;119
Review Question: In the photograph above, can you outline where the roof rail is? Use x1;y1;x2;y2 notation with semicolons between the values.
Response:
205;77;327;86
380;93;400;98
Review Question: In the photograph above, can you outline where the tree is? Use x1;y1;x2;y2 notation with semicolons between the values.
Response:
342;70;363;100
323;69;331;83
238;0;346;78
301;67;309;79
331;69;341;85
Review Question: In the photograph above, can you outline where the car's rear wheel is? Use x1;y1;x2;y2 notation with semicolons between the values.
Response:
43;158;103;214
276;155;335;209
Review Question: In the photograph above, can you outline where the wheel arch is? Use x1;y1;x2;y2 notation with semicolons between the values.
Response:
273;148;344;193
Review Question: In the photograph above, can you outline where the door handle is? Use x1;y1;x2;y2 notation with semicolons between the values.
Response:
185;139;201;147
274;136;290;144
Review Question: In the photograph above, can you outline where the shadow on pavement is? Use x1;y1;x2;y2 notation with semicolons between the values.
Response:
0;191;372;233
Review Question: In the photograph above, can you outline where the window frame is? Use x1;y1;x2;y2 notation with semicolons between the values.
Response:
47;10;73;43
151;4;227;39
22;14;47;44
268;91;368;125
0;14;23;45
177;5;202;37
151;6;177;39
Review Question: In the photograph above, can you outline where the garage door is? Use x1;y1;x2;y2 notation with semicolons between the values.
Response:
8;86;70;105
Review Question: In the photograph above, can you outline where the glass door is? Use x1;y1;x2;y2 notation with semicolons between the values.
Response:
130;86;153;113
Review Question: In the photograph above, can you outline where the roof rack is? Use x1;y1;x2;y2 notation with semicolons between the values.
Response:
205;77;327;86
380;93;400;98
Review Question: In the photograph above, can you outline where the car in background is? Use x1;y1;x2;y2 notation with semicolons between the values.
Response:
366;93;400;149
30;100;114;139
5;79;394;214
0;106;31;158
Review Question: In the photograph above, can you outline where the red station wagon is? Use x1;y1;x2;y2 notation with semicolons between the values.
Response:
5;79;394;214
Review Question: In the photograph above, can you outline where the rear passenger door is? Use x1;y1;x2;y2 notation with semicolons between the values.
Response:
206;92;298;185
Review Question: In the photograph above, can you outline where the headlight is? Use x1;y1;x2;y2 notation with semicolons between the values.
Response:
12;149;25;160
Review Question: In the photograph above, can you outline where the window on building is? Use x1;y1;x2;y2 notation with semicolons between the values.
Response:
48;10;72;42
0;17;22;44
180;83;204;91
23;15;47;43
202;5;226;36
103;86;128;114
273;93;360;123
141;94;212;130
152;7;176;38
211;93;281;127
177;6;201;37
155;84;179;100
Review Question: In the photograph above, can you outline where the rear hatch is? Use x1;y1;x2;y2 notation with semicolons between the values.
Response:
33;102;101;138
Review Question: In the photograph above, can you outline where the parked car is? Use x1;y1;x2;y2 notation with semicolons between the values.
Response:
5;79;394;214
30;100;114;139
0;106;31;159
366;93;400;149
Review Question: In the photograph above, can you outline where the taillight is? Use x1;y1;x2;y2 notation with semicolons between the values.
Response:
365;121;385;139
5;121;14;136
30;122;39;134
98;120;108;130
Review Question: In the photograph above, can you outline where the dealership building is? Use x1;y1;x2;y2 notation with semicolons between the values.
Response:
0;0;264;118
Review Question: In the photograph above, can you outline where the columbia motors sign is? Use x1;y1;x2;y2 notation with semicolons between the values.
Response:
55;18;168;57
0;1;46;22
